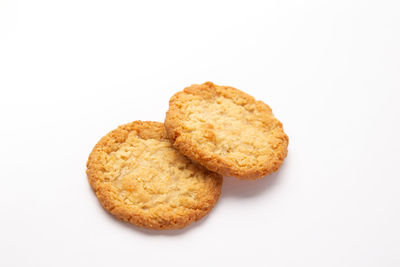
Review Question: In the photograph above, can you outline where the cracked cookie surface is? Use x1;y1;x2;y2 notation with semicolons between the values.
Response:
87;121;222;230
165;82;288;180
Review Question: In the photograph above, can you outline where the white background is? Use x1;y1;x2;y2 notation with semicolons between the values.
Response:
1;0;399;266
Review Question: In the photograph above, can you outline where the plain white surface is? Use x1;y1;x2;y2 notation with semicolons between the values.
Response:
1;0;400;266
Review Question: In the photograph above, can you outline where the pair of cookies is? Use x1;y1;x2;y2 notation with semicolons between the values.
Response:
87;82;288;230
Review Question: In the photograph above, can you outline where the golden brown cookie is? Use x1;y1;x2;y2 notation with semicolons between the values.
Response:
165;82;288;180
86;121;222;230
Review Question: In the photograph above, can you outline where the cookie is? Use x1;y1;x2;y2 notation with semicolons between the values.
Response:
165;82;288;180
86;121;222;230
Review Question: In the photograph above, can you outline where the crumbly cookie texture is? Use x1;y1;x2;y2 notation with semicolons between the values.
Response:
165;82;288;180
87;121;222;230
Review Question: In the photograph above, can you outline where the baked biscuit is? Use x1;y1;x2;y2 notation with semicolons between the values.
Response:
87;121;222;230
165;82;288;180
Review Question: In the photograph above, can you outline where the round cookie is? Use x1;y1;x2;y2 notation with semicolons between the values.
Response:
87;121;222;230
165;82;288;180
